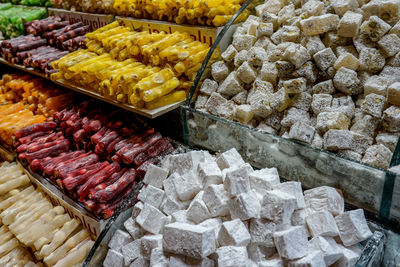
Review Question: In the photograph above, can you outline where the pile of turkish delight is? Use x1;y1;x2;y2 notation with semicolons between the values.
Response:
195;0;400;169
104;148;373;266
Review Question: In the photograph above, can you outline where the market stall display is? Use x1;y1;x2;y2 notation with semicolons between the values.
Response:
0;161;94;266
0;16;90;75
104;148;374;266
0;4;46;39
51;21;218;109
14;100;174;218
195;3;400;169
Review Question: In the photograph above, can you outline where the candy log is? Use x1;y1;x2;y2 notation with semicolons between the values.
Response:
60;162;104;180
63;162;110;191
17;130;53;145
56;153;100;178
56;26;90;44
92;169;137;203
25;136;66;153
16;39;47;52
99;182;137;219
88;168;127;199
14;122;57;139
43;151;86;176
24;139;69;162
122;133;162;164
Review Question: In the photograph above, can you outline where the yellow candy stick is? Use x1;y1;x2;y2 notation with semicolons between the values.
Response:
145;90;186;109
141;77;180;102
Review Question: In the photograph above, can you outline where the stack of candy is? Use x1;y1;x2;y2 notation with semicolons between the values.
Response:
113;0;248;26
1;0;51;6
0;4;46;38
0;73;74;117
51;21;217;109
195;0;400;169
0;16;89;75
0;161;94;266
49;0;114;15
14;101;175;218
104;148;374;267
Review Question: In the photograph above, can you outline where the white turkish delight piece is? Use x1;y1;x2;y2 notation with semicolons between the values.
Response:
291;209;306;226
195;95;209;110
323;130;354;151
259;255;284;267
276;60;295;78
221;44;237;63
332;0;359;16
203;184;230;217
335;209;372;246
300;14;340;36
142;185;165;209
249;218;277;247
211;61;229;83
338;150;362;161
248;47;269;67
361;93;386;118
260;62;278;86
173;171;202;201
187;191;212;224
216;148;245;170
257;23;274;37
247;21;259;36
218;72;243;97
305;36;326;56
273;226;308;260
137;187;147;203
313;48;337;71
306;210;340;237
143;164;169;188
232;34;256;51
186;256;215;267
232;90;248;105
331;243;361;267
360;16;391;42
309;236;344;266
383;105;400;132
288;121;316;144
169;153;193;176
304;186;344;216
216;246;248;267
283;44;311;68
229;190;261;220
249;168;280;193
334;53;359;70
288;250;326;267
237;61;257;84
200;79;218;96
161;177;190;216
124;218;145;240
122;239;142;266
376;133;399;152
312;133;324;149
282;78;307;94
359;48;385;73
104;249;124;267
234;50;248;68
236;104;255;124
312;80;335;94
302;0;324;16
316;111;350;133
223;165;251;196
254;36;273;50
273;181;306;210
311;94;332;115
260;190;297;225
171;210;190;224
281;108;310;128
108;230;133;252
364;75;390;96
136;203;167;234
141;234;163;256
290;92;312;112
294;62;317;85
163;222;216;258
150;248;169;267
378;34;400;57
278;4;295;25
132;201;144;219
388;82;400;106
188;150;214;170
197;161;222;187
337;11;363;38
218;219;251;247
280;26;301;43
199;218;222;242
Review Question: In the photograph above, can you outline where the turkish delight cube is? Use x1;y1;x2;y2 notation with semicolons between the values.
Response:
378;34;400;57
260;62;278;85
361;93;386;118
248;47;269;67
364;75;391;97
304;186;344;216
360;16;391;42
362;144;392;169
351;114;379;137
305;36;326;56
236;104;255;124
306;210;340;237
302;0;324;17
211;61;229;83
383;105;400;132
234;50;248;68
282;78;307;94
232;91;248;105
291;92;312;111
247;20;259;37
323;130;354;151
300;14;340;36
217;72;243;97
237;61;257;84
289;121;316;144
278;4;295;25
311;94;332;115
205;92;227;115
195;95;209;110
330;96;355;119
229;190;261;220
257;22;274;37
313;48;337;71
276;60;295;78
337;11;363;37
388;82;400;105
216;246;248;267
334;53;359;70
281;107;310;128
379;0;400;25
260;190;297;225
335;209;372;246
221;44;237;63
136;203;166;234
270;88;291;112
316;111;350;133
332;0;359;16
281;26;301;43
218;219;251;247
333;67;361;95
232;34;256;51
199;79;218;96
312;80;335;94
376;133;399;152
287;251;325;267
283;44;311;68
273;226;308;260
203;184;230;217
359;48;386;73
273;181;306;209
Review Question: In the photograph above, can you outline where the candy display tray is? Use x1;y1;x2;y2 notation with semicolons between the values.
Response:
0;58;185;118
